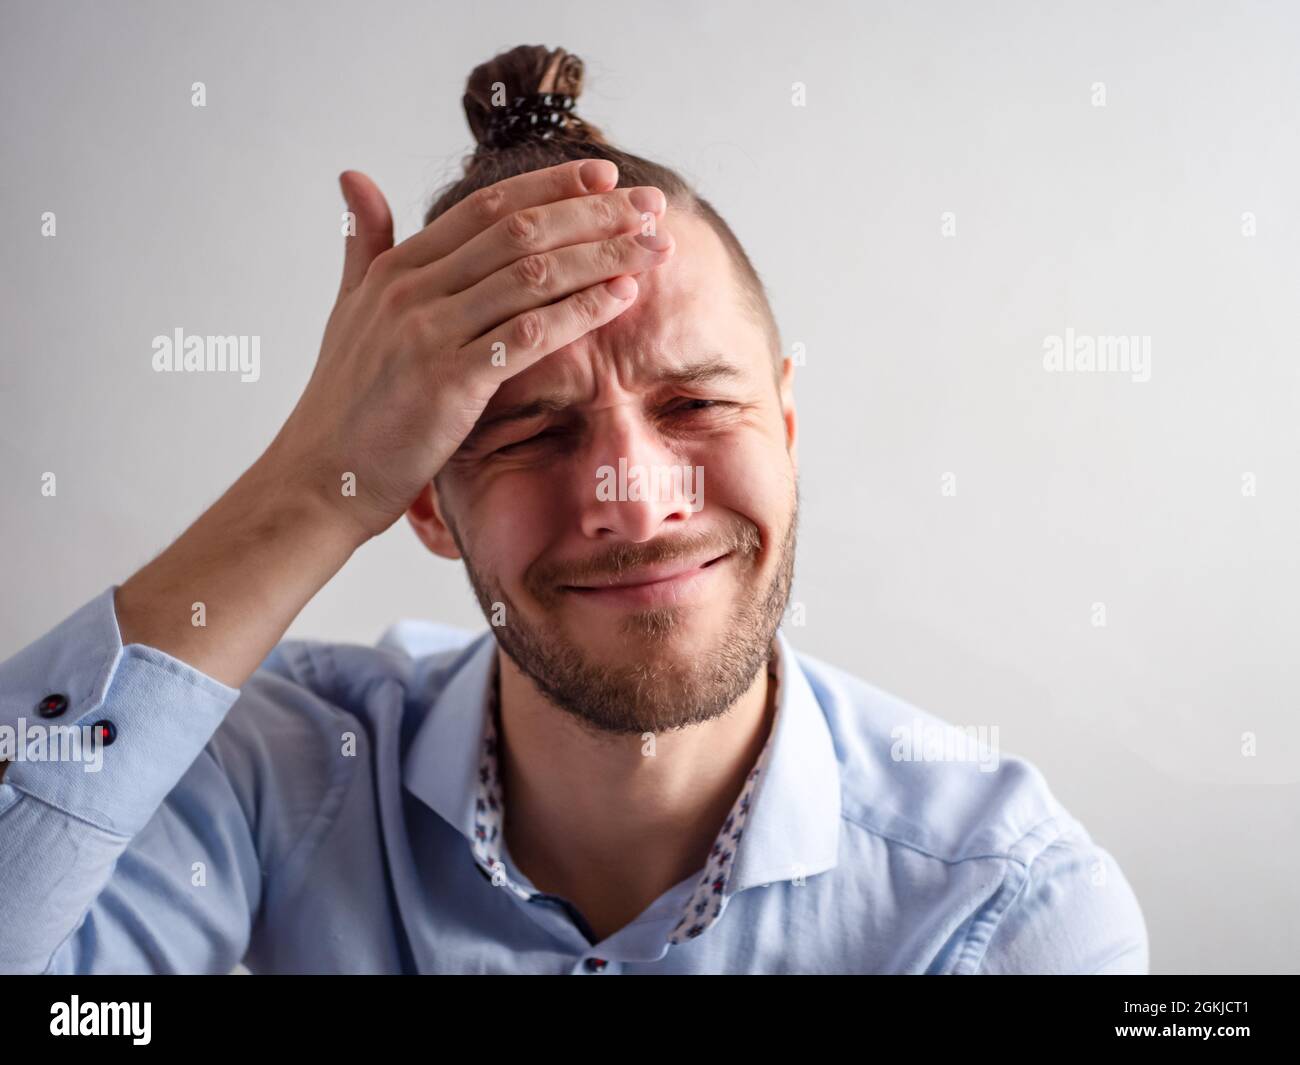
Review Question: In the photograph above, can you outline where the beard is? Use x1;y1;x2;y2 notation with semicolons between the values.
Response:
445;486;799;737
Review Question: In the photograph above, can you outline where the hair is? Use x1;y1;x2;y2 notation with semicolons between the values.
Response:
423;45;782;374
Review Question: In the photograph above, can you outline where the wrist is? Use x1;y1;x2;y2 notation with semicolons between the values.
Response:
247;440;376;557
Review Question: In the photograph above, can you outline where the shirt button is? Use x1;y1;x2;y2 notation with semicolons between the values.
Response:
584;957;607;973
36;693;69;718
92;720;117;746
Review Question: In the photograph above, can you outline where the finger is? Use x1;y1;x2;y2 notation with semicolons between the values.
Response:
427;184;666;298
455;275;640;403
444;227;673;344
387;158;618;271
338;170;395;298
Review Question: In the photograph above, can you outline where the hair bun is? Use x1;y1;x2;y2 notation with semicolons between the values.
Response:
550;51;585;96
462;45;606;150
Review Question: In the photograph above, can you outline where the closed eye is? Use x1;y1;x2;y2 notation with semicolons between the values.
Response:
667;398;731;414
494;428;566;454
493;400;732;454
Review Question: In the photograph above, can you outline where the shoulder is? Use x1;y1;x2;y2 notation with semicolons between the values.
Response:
202;616;485;872
792;647;1069;860
790;645;1149;974
251;617;483;711
214;617;484;758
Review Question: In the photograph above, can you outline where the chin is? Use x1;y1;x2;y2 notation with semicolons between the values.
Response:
570;609;694;649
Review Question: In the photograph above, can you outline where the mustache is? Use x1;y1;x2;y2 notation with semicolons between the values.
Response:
527;522;762;592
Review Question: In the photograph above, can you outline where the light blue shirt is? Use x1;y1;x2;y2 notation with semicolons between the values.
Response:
0;586;1149;974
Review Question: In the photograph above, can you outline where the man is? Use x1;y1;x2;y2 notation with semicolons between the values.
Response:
0;150;1148;974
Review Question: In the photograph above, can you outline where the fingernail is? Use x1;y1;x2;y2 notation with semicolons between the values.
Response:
629;187;665;215
635;230;672;251
579;159;617;191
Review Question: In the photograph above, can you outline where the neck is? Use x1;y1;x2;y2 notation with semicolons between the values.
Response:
495;644;777;943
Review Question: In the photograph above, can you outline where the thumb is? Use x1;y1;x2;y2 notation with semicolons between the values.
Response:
338;170;395;298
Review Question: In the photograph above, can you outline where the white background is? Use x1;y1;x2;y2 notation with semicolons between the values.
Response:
2;0;1297;973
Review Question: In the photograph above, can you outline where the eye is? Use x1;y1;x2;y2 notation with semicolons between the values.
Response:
667;398;729;415
494;427;565;455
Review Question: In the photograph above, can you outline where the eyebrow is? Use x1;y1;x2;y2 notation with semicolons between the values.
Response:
466;356;746;440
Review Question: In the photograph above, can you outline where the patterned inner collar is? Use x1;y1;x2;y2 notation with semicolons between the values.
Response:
469;644;783;946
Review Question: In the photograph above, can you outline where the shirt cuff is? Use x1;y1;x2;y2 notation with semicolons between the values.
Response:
0;585;242;836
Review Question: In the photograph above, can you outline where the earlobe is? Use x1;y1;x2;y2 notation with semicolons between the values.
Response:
405;480;462;560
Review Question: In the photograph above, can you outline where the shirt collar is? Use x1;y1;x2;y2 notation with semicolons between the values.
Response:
403;627;841;939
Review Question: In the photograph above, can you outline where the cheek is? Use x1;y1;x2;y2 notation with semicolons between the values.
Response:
694;431;793;529
459;472;566;581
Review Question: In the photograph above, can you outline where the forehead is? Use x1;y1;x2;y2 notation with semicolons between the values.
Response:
485;208;763;407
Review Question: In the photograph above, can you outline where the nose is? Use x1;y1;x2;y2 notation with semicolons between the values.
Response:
576;406;700;542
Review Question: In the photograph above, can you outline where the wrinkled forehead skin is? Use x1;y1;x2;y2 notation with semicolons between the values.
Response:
484;208;770;412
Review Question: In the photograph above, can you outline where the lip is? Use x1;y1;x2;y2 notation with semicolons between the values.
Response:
562;553;729;608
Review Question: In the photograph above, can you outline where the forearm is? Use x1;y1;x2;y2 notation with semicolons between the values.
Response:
113;446;368;689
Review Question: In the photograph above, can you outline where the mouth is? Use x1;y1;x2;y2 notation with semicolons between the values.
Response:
561;552;730;608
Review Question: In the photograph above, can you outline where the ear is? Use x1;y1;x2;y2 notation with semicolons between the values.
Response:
779;356;798;473
405;478;462;560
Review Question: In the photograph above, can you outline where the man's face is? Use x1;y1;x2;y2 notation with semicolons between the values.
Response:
430;207;798;736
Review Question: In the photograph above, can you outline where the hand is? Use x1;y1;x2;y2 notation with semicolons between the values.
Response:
266;158;674;543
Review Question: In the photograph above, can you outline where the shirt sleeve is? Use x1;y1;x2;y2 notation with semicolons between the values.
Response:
969;820;1150;975
0;586;255;973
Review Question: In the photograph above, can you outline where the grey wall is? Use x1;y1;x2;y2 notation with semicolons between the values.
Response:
2;0;1296;973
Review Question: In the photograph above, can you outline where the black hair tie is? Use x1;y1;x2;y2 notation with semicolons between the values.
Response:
483;92;584;149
